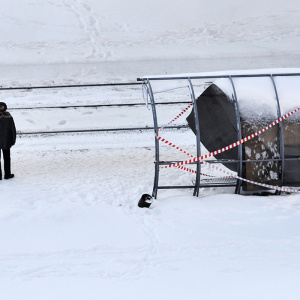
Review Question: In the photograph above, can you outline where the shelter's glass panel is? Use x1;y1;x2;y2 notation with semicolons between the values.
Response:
275;75;300;187
191;78;239;172
233;77;280;191
149;80;199;187
149;79;189;94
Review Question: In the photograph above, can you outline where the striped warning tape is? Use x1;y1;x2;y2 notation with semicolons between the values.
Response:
158;103;193;132
156;133;195;157
201;160;300;193
157;107;300;169
155;134;223;178
176;161;300;193
155;102;300;193
175;165;217;177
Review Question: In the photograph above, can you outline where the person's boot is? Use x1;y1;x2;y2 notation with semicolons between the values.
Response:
4;174;14;180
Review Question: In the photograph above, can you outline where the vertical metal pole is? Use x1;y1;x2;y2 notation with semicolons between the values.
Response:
229;76;243;194
142;82;149;109
270;75;284;191
147;79;160;199
188;78;201;196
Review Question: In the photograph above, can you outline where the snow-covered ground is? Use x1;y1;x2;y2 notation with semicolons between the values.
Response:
1;0;300;299
1;0;300;85
2;126;300;300
1;80;300;300
3;0;300;64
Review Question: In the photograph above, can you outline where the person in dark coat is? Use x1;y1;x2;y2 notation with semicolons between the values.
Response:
0;102;16;180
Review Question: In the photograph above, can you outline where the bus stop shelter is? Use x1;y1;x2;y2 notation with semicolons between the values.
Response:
137;69;300;198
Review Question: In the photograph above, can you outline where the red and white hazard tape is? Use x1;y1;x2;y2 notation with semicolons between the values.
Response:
176;165;218;177
157;107;300;169
201;160;300;193
158;103;193;132
156;134;195;157
236;175;300;193
156;138;211;177
176;161;300;193
156;106;300;193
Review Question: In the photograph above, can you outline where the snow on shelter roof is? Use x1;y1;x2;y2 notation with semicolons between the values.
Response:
139;68;300;192
138;67;300;124
138;68;300;80
137;68;300;93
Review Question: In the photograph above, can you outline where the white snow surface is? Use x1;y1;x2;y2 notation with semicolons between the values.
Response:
1;0;300;299
1;0;300;85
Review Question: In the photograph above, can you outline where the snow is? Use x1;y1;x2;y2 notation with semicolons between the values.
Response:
1;0;300;86
140;67;300;80
144;69;300;123
1;0;300;299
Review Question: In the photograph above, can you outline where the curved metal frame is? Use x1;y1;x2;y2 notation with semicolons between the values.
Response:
140;72;300;197
270;75;285;192
188;78;201;196
146;79;160;199
228;76;243;194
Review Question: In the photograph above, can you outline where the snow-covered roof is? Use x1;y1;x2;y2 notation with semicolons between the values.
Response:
138;68;300;95
138;68;300;81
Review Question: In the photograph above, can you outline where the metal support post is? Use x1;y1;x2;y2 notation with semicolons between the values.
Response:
270;75;285;191
147;79;160;199
229;76;243;194
188;79;201;196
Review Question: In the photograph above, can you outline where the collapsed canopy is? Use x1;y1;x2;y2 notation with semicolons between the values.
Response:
186;76;300;191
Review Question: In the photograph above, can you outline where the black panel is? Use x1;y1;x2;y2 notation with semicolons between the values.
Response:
187;84;238;172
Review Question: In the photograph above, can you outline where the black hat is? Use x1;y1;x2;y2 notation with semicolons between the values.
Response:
0;102;7;112
138;194;153;208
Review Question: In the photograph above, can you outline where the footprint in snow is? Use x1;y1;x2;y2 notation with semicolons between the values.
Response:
26;119;35;124
58;120;67;125
82;3;92;12
89;16;97;26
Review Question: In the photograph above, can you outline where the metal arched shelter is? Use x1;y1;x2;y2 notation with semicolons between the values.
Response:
137;70;300;198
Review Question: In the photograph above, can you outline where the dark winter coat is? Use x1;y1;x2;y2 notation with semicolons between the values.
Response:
0;111;16;149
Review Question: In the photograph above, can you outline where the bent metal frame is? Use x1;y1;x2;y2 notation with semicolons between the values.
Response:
137;72;300;199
